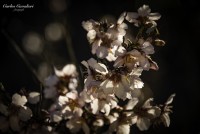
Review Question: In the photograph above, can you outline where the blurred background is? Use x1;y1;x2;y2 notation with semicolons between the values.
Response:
1;0;200;133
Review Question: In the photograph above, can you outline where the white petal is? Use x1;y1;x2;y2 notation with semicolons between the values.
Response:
100;80;114;95
142;41;154;55
147;106;161;118
115;46;126;56
87;58;108;75
96;46;108;59
58;95;68;106
125;98;138;110
93;119;104;127
139;56;150;70
87;58;97;67
96;63;108;75
101;103;110;116
87;30;96;42
91;98;99;114
149;13;161;20
54;64;77;77
18;107;32;121
106;52;117;61
28;92;40;104
128;49;141;56
82;21;93;31
118;22;128;30
143;98;154;109
107;115;118;124
121;76;132;91
69;78;78;90
115;83;128;100
12;93;27;107
130;115;138;125
133;77;144;89
150;60;159;70
92;39;102;54
62;64;77;76
162;113;170;127
80;89;92;103
81;60;89;68
130;67;143;76
117;124;130;134
117;12;126;24
73;107;83;117
114;57;124;67
52;112;62;122
136;117;151;131
110;98;118;108
66;91;78;100
126;12;139;22
165;93;176;105
138;5;151;17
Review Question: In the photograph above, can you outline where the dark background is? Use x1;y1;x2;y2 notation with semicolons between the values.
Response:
1;0;200;134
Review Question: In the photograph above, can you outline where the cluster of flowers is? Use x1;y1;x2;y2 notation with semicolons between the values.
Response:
0;5;175;134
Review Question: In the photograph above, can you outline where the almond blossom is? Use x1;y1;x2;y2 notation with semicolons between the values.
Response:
0;4;175;134
44;64;78;99
126;5;161;33
82;13;127;61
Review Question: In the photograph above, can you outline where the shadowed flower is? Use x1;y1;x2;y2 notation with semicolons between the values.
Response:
126;5;161;33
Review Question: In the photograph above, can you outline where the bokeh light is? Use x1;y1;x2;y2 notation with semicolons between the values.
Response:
37;62;52;82
45;22;64;42
22;32;43;55
49;0;67;13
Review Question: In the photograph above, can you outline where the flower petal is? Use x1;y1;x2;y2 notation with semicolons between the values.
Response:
12;93;27;107
136;117;151;131
165;93;176;105
87;30;96;42
126;12;139;22
100;80;114;95
28;92;40;104
91;98;99;114
125;98;138;110
149;13;161;20
18;107;32;121
161;113;170;127
117;124;130;134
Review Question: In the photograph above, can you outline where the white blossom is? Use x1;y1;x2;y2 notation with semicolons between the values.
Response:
160;94;176;127
28;92;40;104
12;93;27;107
54;64;77;77
114;49;151;70
126;5;161;23
133;98;161;131
82;17;127;61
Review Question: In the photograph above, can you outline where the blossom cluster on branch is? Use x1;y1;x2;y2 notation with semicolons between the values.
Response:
0;5;175;134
